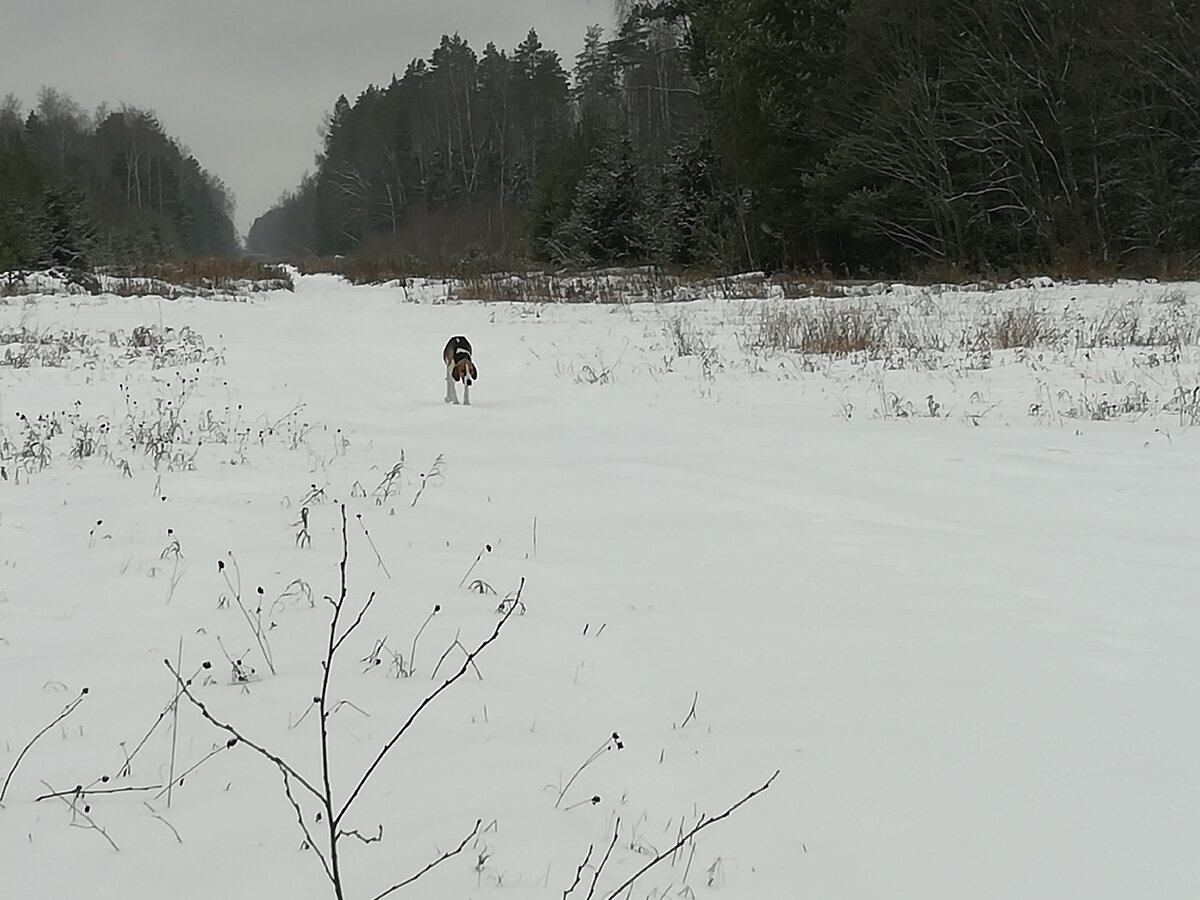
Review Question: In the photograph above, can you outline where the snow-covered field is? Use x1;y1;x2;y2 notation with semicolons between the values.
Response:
2;273;1199;899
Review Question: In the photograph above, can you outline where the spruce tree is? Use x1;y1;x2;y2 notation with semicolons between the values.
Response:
35;182;94;270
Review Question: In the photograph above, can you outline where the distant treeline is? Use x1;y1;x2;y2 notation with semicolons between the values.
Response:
0;89;236;271
253;0;1200;276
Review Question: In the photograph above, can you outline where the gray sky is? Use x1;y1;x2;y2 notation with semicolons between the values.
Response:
4;0;610;235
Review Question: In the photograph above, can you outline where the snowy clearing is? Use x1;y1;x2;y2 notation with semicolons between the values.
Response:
2;274;1199;899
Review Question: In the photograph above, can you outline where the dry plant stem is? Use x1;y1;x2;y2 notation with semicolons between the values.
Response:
679;692;698;728
1;688;88;803
119;663;204;777
143;801;183;843
458;545;488;587
370;818;482;900
221;554;276;675
407;605;439;675
153;741;234;799
556;734;620;809
36;784;162;802
165;660;323;802
39;780;119;851
168;637;183;807
337;579;524;826
356;514;392;579
601;770;780;900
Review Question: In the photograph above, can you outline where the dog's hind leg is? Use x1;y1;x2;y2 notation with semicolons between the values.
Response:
463;382;471;406
445;365;459;404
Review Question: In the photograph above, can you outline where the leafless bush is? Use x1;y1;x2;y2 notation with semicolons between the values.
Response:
168;507;520;900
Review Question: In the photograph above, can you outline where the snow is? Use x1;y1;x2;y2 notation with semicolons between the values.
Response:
2;274;1199;899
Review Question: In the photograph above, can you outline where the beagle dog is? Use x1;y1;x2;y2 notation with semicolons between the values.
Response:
443;335;478;405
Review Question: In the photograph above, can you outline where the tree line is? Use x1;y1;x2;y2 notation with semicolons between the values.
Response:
245;0;1200;275
0;89;236;271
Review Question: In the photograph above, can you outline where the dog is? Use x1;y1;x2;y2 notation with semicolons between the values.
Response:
443;335;478;405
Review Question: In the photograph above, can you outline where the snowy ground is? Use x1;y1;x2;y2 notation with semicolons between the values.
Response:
2;274;1199;899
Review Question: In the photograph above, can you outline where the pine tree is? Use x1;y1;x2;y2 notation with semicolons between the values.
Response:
574;25;621;133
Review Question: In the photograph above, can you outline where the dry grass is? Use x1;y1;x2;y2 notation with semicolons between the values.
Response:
739;291;1200;361
451;271;657;303
298;256;848;301
105;258;294;294
988;306;1061;349
298;253;526;285
739;301;935;355
446;267;847;304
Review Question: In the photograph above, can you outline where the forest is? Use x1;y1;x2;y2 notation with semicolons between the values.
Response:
4;0;1199;277
0;89;236;271
247;0;1200;276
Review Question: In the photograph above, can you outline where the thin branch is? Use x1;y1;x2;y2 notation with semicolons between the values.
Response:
601;771;780;900
281;765;335;885
333;590;378;654
563;843;594;899
337;579;523;825
370;818;482;900
165;659;322;802
318;504;351;898
339;824;384;844
586;817;621;900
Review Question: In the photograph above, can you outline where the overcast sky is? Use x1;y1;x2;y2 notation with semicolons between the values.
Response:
4;0;610;235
